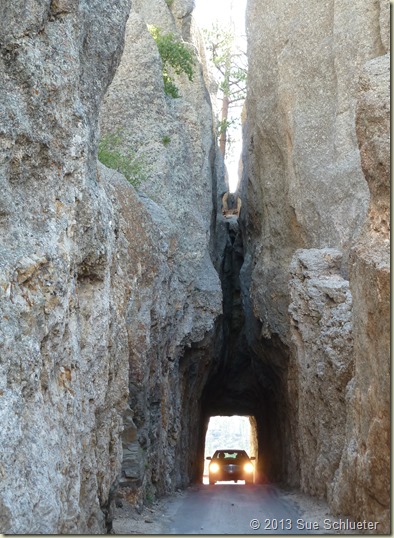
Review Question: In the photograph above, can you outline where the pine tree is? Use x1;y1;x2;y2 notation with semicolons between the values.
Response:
204;23;247;159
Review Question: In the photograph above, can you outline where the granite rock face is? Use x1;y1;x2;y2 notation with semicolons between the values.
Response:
0;0;222;533
330;53;390;531
0;1;132;533
242;0;389;343
289;249;353;500
242;0;390;528
101;161;221;510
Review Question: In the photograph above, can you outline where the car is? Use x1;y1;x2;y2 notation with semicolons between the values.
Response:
206;449;256;485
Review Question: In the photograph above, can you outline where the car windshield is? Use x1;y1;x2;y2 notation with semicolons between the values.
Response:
213;450;248;461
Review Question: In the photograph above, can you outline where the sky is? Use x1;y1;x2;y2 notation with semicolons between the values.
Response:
194;0;247;34
194;0;247;193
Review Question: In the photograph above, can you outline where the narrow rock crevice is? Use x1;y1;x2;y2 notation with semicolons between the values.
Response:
202;206;293;485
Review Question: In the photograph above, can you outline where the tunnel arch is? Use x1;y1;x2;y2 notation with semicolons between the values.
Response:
117;202;296;501
200;343;290;485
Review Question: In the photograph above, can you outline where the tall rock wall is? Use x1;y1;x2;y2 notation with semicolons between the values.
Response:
242;0;390;528
99;0;222;510
243;0;389;342
0;1;132;532
0;0;222;533
330;52;390;529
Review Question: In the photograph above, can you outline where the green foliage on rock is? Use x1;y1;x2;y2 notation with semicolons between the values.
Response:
98;131;147;188
148;25;195;98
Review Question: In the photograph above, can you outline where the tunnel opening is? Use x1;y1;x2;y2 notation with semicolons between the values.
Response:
203;415;255;483
200;344;290;485
115;117;295;510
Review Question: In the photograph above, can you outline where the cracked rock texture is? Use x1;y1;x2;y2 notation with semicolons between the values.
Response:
0;0;221;533
0;1;132;533
289;249;353;502
0;0;130;534
243;0;390;529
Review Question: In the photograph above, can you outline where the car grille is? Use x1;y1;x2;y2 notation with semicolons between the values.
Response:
224;464;240;473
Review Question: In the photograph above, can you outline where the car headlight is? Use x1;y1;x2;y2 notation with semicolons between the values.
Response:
210;463;220;473
244;462;254;473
